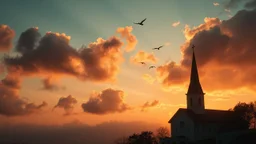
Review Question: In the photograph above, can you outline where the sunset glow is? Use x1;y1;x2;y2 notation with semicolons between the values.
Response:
1;0;256;143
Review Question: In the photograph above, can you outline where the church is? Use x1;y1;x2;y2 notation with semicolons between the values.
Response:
161;46;248;144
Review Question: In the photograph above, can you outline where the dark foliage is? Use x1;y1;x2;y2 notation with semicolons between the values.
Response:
232;101;256;129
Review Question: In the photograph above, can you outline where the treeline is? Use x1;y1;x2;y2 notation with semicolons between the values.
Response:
114;127;169;144
231;101;256;129
114;101;256;144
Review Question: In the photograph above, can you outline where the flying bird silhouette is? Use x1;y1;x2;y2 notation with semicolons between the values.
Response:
149;65;156;69
152;45;164;50
140;62;146;65
134;18;147;26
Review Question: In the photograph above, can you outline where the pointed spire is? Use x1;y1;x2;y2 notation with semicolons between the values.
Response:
187;45;204;95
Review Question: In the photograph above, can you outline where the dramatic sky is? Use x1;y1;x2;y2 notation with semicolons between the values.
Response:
1;0;256;143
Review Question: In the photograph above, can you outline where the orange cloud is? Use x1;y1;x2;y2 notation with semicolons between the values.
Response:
117;26;137;52
156;61;188;87
0;73;47;116
54;95;77;115
142;74;156;84
141;100;159;112
183;17;221;41
41;76;65;91
130;51;157;64
156;8;256;92
81;88;131;114
0;25;15;52
172;21;180;27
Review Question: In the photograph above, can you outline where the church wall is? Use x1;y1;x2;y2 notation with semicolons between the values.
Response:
171;112;195;141
194;123;219;141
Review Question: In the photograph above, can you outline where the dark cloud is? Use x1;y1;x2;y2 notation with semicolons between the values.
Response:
4;32;82;76
53;95;77;115
16;27;41;54
245;0;256;9
1;73;21;89
0;82;47;116
0;25;15;52
0;71;47;116
0;121;159;144
81;88;131;114
141;100;159;112
157;8;256;91
224;0;256;9
41;76;65;91
4;28;124;83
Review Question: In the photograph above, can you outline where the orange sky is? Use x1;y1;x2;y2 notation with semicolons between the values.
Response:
1;0;256;143
1;0;256;133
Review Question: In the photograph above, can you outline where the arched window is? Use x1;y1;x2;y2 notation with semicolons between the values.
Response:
190;98;193;106
198;97;201;106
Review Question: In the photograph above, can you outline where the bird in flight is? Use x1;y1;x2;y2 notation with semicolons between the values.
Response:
149;65;156;69
134;18;147;26
152;45;164;50
140;62;146;65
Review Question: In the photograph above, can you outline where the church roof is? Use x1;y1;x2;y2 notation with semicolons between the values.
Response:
169;108;243;124
186;46;204;95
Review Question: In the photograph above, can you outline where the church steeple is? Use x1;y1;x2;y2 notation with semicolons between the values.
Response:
187;45;204;95
186;45;205;114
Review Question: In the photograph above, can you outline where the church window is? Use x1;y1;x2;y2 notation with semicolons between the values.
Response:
190;98;193;106
180;121;185;128
198;98;201;106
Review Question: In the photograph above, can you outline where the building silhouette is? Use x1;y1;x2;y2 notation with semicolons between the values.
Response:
161;46;248;144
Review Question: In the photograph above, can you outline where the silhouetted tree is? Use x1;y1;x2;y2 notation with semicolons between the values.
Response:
232;101;256;129
155;127;170;143
114;127;171;144
127;131;157;144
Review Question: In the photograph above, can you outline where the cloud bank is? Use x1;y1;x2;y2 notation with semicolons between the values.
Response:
82;88;131;114
156;8;256;92
4;29;124;83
